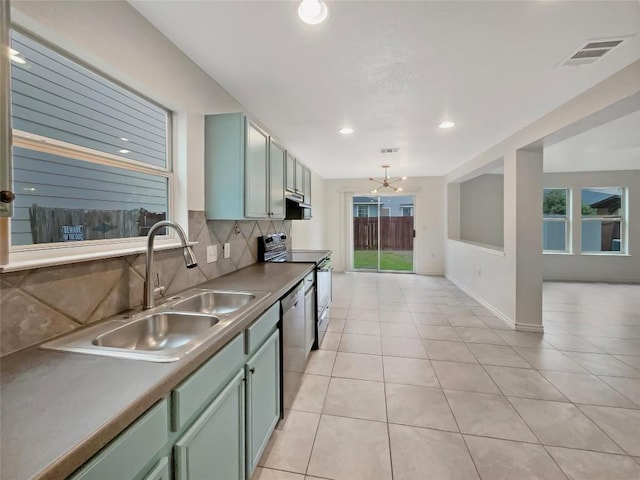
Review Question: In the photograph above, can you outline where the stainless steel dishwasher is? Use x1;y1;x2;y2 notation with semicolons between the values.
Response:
281;282;306;417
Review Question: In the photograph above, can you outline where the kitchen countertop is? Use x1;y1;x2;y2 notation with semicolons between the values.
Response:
0;262;314;480
285;250;331;264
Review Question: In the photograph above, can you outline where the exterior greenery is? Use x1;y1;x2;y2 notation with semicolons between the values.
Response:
354;250;413;271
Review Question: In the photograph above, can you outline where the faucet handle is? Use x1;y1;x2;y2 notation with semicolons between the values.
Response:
154;273;166;297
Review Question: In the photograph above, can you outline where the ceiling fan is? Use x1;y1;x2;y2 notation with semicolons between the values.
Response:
369;165;407;193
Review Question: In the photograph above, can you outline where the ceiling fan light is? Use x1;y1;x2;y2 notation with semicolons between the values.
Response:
369;165;408;193
298;0;329;25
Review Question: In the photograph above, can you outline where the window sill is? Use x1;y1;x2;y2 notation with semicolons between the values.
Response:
1;239;196;273
543;251;573;255
581;252;631;257
448;238;505;257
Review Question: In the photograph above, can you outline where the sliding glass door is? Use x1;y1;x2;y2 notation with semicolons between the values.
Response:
352;195;414;272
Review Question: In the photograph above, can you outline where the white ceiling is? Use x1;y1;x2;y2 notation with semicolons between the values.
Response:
129;0;640;179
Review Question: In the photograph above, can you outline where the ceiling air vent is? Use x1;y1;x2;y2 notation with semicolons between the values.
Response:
561;38;625;66
380;148;399;154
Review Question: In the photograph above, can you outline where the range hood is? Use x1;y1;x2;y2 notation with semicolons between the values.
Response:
285;192;311;209
285;193;311;220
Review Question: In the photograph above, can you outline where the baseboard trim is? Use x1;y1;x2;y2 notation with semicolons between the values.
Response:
514;323;544;333
445;276;546;333
445;277;516;330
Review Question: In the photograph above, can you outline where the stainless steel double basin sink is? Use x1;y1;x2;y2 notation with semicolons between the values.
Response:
42;290;269;362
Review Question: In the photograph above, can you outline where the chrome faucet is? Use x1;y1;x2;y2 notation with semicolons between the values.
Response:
144;220;198;309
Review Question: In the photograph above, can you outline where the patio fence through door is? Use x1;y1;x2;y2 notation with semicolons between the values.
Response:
353;217;414;250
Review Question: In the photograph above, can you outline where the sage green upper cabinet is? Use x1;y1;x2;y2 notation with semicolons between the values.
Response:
269;140;285;219
303;166;312;206
285;151;296;193
245;122;269;218
205;113;277;220
295;160;304;195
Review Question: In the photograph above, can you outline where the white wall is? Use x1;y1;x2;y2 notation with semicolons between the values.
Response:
291;168;326;250
543;170;640;283
324;176;444;275
460;174;504;248
444;61;640;328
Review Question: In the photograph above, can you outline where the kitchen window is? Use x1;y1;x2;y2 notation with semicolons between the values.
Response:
5;30;172;254
581;187;624;253
543;188;569;252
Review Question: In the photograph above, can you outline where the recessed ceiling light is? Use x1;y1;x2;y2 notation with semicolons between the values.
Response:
439;120;455;129
339;127;354;135
298;0;329;25
10;48;19;56
119;149;130;154
120;137;129;142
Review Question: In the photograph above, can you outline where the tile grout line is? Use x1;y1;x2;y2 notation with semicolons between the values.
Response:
431;351;483;480
302;333;341;478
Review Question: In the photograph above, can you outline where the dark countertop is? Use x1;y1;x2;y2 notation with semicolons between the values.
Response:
286;250;332;264
0;262;314;480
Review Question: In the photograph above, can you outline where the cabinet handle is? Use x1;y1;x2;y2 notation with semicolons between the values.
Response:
249;367;255;374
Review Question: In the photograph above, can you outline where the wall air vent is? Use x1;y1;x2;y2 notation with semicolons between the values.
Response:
561;38;625;66
380;148;399;154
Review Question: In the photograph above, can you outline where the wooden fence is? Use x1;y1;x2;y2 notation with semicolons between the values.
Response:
353;217;413;250
28;205;165;244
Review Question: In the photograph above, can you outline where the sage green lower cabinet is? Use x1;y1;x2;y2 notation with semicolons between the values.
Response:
70;399;169;480
174;370;246;480
245;329;280;478
142;457;170;480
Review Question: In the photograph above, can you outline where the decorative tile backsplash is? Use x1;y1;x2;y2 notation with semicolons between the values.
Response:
0;212;291;356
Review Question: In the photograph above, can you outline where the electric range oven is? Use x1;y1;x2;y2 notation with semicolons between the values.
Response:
258;233;332;348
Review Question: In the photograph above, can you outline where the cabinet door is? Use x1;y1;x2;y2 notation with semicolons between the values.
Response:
269;140;285;219
304;288;315;358
246;330;280;478
303;167;312;206
285;151;296;193
175;371;245;480
141;457;170;480
71;400;169;480
245;121;269;218
295;160;304;194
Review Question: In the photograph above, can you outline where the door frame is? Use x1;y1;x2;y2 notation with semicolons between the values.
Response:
349;192;416;273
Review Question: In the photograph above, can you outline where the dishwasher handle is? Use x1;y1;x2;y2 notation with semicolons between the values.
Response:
281;282;304;311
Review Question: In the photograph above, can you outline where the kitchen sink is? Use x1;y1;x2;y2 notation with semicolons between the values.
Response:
92;312;220;351
171;291;256;315
41;288;271;362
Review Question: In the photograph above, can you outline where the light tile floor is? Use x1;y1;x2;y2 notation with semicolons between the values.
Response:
255;274;640;480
